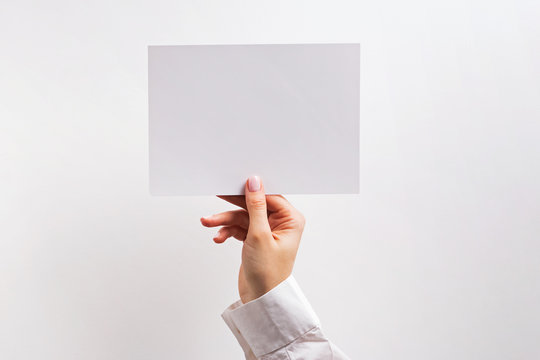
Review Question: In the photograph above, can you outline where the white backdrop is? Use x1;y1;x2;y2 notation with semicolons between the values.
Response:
1;1;539;359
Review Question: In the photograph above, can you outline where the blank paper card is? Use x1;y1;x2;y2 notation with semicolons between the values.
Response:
148;43;360;195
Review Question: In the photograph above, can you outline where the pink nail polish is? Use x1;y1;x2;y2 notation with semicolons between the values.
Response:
248;175;261;192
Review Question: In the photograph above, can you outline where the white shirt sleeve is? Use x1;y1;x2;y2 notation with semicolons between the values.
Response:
221;275;351;360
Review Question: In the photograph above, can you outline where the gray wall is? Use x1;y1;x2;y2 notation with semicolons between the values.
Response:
1;0;539;359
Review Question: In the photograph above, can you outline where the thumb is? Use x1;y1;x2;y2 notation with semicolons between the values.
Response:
245;175;271;238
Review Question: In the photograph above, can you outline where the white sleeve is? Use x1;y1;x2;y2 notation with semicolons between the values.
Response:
221;275;351;360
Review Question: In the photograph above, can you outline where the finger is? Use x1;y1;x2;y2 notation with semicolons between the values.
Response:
213;225;248;243
200;209;249;229
265;194;294;213
218;194;289;213
216;195;247;210
244;175;272;239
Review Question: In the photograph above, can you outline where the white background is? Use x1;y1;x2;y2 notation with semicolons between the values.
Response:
1;1;539;359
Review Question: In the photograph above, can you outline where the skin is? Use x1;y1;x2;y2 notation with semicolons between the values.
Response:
200;176;306;303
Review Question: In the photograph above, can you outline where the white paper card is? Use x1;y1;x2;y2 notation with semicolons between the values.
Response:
148;43;360;195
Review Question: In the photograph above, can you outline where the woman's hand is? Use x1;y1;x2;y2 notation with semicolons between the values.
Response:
200;175;306;303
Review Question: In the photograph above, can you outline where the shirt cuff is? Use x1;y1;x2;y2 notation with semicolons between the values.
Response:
221;275;320;358
221;300;257;360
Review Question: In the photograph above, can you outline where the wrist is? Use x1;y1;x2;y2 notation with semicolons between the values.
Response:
241;273;291;303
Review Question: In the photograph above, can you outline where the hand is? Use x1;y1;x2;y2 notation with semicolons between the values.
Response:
200;175;306;303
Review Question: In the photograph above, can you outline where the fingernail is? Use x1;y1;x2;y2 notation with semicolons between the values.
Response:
248;175;261;192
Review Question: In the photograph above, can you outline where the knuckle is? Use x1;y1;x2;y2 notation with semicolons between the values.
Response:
294;212;306;229
248;197;266;210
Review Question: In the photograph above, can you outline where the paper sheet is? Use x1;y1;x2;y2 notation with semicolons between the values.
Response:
148;43;360;195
